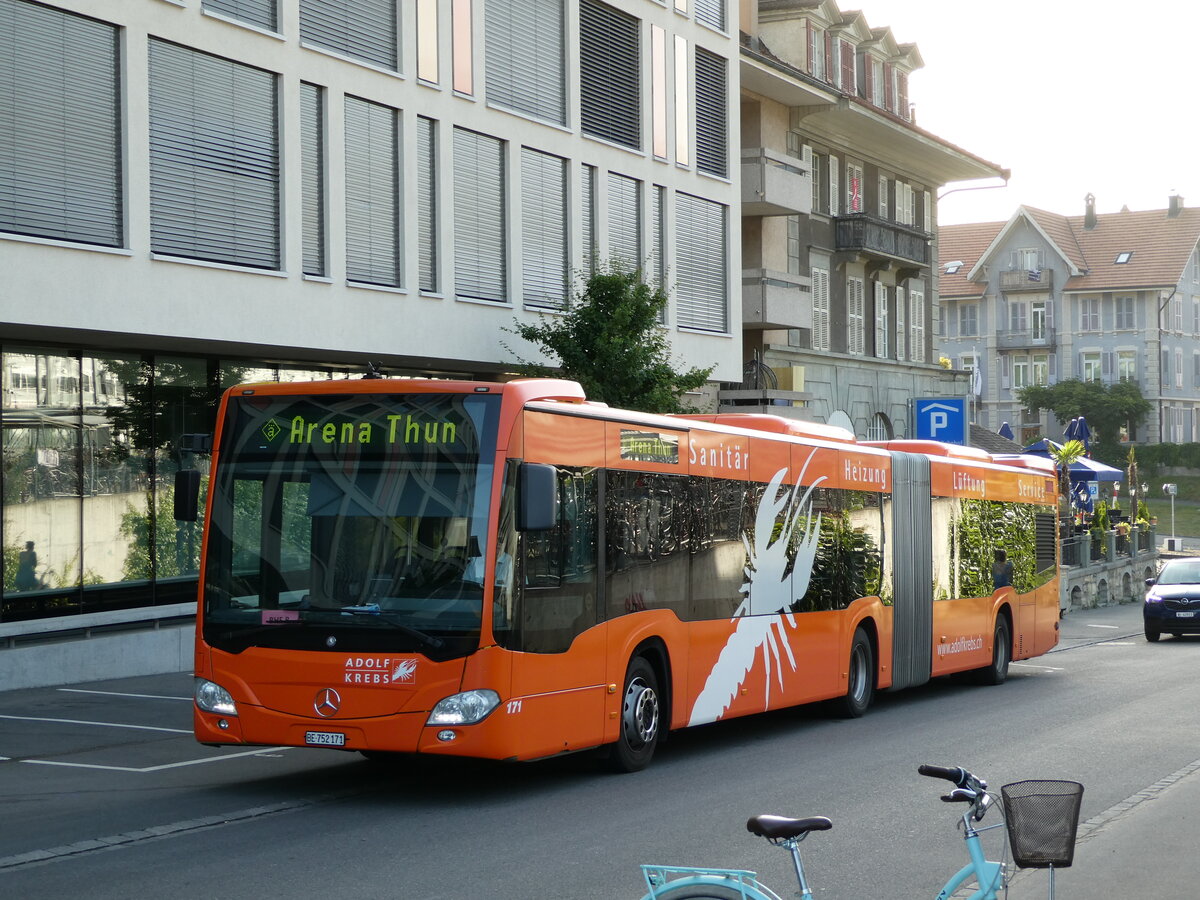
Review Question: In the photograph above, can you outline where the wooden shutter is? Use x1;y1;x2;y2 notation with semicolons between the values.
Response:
895;285;906;360
0;1;122;247
149;40;279;269
840;40;854;91
874;282;888;358
1001;355;1011;390
828;155;839;216
897;71;908;118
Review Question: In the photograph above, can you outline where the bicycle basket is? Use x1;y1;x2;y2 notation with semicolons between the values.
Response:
1000;780;1084;869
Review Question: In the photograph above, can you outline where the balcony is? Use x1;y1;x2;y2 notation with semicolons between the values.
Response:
996;327;1057;350
834;213;929;267
1000;269;1054;292
742;268;810;331
741;149;811;217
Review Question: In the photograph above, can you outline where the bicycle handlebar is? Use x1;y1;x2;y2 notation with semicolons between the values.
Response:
918;764;968;785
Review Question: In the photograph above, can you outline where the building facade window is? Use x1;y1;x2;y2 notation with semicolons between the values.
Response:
344;95;400;286
416;116;438;291
581;163;596;273
453;127;507;302
694;0;725;31
873;282;888;358
1115;295;1135;329
1;0;123;248
1032;352;1048;386
694;47;728;177
485;0;565;124
1118;350;1137;383
300;82;325;277
608;172;642;272
521;147;568;308
417;0;438;81
845;161;863;213
1082;351;1101;382
1012;354;1029;389
1080;297;1100;332
452;0;473;93
205;0;276;31
894;285;905;361
579;0;640;150
958;303;978;336
300;0;398;70
675;192;727;332
149;40;279;270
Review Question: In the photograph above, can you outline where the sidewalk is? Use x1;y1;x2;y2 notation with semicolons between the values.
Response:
1010;600;1197;899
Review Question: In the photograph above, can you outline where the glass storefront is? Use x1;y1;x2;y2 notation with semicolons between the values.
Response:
1;346;360;622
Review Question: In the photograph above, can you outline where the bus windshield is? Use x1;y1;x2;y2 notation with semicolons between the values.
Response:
202;392;501;658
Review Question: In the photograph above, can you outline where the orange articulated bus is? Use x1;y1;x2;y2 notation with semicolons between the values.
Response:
186;378;1060;771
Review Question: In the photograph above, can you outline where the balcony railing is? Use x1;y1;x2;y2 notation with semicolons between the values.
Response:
1000;269;1054;292
741;268;810;330
834;213;929;266
740;149;811;217
996;326;1057;350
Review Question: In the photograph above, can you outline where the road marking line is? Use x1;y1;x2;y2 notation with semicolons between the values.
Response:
1099;641;1138;646
1087;624;1120;629
21;746;292;773
58;689;191;701
0;715;190;734
1011;662;1064;672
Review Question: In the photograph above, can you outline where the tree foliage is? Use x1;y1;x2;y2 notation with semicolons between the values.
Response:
506;265;714;414
1016;378;1151;461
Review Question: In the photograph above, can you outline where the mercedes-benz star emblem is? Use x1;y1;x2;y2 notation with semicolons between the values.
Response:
326;635;337;648
314;688;341;717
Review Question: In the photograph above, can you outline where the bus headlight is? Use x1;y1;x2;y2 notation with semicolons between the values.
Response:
427;690;500;725
195;678;239;716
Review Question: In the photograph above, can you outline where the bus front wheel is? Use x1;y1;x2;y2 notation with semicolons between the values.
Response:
609;656;661;773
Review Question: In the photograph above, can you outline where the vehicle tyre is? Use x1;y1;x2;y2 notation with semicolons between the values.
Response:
642;884;759;900
609;656;661;773
976;615;1011;686
1144;623;1162;642
832;629;874;718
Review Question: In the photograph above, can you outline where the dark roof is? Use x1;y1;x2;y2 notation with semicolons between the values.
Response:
969;423;1023;454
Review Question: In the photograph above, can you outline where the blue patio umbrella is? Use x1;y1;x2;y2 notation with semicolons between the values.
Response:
1071;480;1094;514
998;422;1014;440
1075;416;1092;454
1064;418;1079;442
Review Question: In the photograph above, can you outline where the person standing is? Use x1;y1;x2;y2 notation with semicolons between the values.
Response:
991;549;1013;590
16;541;39;591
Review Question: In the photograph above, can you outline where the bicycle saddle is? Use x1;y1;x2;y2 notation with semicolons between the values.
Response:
746;815;833;840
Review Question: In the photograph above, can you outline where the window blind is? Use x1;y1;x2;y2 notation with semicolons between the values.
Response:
300;82;325;276
344;95;400;286
149;40;279;269
454;128;506;302
204;0;276;31
521;147;567;308
417;116;437;292
693;0;725;30
608;172;642;272
694;47;727;177
300;0;397;70
675;192;727;332
485;0;565;124
0;0;121;246
579;0;640;149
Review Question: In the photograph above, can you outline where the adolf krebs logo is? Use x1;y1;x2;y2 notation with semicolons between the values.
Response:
343;656;418;685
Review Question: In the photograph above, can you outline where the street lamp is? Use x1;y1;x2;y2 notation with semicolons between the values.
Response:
1163;483;1178;549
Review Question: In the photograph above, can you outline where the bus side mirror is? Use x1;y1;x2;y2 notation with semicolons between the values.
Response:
518;463;558;531
174;469;202;522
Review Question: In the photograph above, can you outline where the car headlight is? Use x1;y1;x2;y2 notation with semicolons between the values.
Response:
194;678;239;716
1144;594;1163;604
427;689;501;726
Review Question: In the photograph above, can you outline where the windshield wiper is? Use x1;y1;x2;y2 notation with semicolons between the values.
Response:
310;605;445;648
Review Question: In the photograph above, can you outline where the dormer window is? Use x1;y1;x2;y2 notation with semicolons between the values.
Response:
1115;251;1133;264
943;260;963;275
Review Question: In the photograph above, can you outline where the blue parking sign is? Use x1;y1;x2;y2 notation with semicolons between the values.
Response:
915;398;967;444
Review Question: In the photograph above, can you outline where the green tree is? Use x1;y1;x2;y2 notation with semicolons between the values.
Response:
1016;378;1151;462
506;264;714;413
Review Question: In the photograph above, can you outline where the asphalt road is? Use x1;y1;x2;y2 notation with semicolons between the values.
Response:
2;601;1194;899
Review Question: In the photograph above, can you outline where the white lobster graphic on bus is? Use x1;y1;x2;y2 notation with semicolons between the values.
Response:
690;452;826;725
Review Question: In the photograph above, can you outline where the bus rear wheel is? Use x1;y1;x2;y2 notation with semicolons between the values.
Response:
975;615;1011;686
609;656;661;773
832;629;874;718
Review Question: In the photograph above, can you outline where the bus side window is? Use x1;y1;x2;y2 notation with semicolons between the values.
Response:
517;468;599;653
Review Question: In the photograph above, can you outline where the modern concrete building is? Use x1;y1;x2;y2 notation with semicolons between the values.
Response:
938;195;1200;446
1;0;741;621
733;0;1005;439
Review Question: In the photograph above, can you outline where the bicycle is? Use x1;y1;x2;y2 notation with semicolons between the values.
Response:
637;764;1083;900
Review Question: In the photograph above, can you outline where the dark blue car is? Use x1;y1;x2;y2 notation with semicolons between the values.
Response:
1144;558;1200;641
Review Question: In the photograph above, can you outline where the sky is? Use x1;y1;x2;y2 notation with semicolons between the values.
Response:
851;0;1200;226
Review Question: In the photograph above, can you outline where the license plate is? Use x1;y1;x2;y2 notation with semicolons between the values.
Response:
305;731;346;746
1177;611;1196;619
